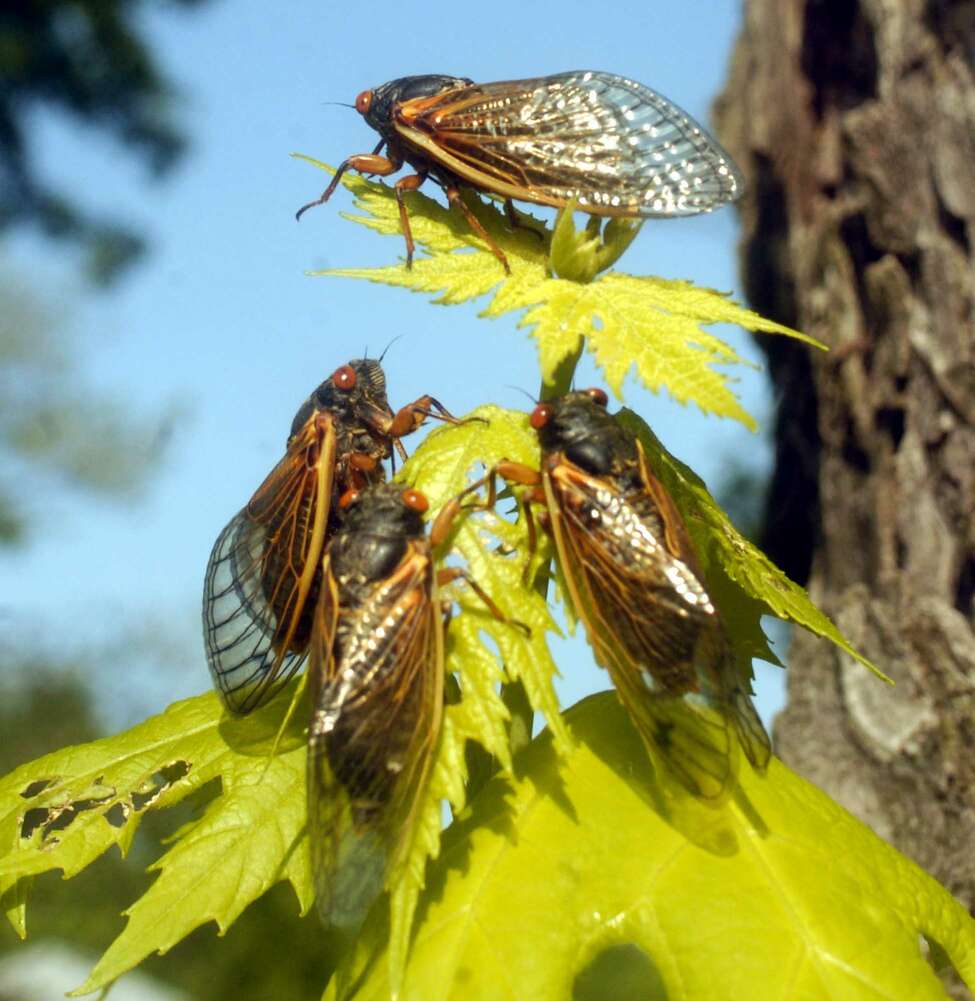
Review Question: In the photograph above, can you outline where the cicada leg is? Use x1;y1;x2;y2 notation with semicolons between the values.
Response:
437;567;530;638
393;172;428;268
504;199;545;244
386;395;487;464
431;460;545;583
295;142;400;220
445;185;510;274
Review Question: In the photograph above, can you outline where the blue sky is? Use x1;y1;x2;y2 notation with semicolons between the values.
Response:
0;0;786;730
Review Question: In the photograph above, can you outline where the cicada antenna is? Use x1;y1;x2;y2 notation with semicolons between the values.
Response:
376;334;402;362
505;385;539;405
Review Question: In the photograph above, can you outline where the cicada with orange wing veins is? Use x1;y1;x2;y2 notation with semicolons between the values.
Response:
296;71;744;273
308;480;521;930
437;389;771;801
202;359;460;715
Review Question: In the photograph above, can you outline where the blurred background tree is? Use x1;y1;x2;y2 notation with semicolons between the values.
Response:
1;0;210;285
717;3;975;996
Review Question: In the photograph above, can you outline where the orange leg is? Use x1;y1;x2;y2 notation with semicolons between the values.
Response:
388;395;462;439
348;452;378;472
386;395;487;463
393;172;427;268
430;461;541;547
445;185;511;274
295;144;400;221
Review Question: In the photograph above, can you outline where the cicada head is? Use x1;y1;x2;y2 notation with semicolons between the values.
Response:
355;75;473;136
330;482;429;586
289;358;390;436
530;388;638;479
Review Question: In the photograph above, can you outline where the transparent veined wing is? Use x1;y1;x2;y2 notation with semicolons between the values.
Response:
399;70;743;217
307;543;443;930
202;415;335;714
543;445;763;799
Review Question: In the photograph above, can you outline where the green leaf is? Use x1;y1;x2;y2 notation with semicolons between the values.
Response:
0;684;312;994
615;408;889;681
295;158;821;430
548;207;642;282
336;693;975;1001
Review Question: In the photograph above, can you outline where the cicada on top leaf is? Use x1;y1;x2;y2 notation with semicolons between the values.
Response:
297;70;744;272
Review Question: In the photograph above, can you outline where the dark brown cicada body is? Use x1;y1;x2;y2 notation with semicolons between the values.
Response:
438;390;770;800
202;359;457;714
307;481;442;929
307;480;518;929
296;71;744;273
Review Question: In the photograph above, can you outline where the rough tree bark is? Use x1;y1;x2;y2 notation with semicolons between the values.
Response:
715;0;975;984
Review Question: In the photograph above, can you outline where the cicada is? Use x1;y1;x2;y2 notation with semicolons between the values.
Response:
438;389;770;800
308;480;518;929
297;71;744;272
202;359;458;714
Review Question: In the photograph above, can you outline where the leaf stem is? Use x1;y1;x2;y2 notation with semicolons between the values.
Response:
540;339;586;401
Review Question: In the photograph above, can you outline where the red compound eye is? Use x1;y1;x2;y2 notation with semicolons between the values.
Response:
332;364;357;391
585;387;608;407
530;403;553;430
338;488;360;509
401;488;428;513
355;90;373;115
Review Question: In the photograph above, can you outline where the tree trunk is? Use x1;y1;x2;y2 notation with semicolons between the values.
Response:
716;0;975;987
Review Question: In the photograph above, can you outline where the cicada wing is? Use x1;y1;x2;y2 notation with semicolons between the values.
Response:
543;465;740;800
307;549;443;930
399;71;742;217
637;442;772;777
202;417;335;714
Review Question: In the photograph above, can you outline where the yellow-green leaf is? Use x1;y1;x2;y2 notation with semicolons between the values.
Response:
335;693;975;1001
0;685;311;993
296;159;821;430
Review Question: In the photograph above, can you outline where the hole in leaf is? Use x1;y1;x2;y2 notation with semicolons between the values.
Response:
20;778;56;799
21;787;116;842
573;943;668;1001
159;760;191;784
20;807;51;839
132;759;191;811
105;802;130;828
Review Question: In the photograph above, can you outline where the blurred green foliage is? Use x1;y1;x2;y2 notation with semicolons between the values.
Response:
0;269;177;545
0;0;212;284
